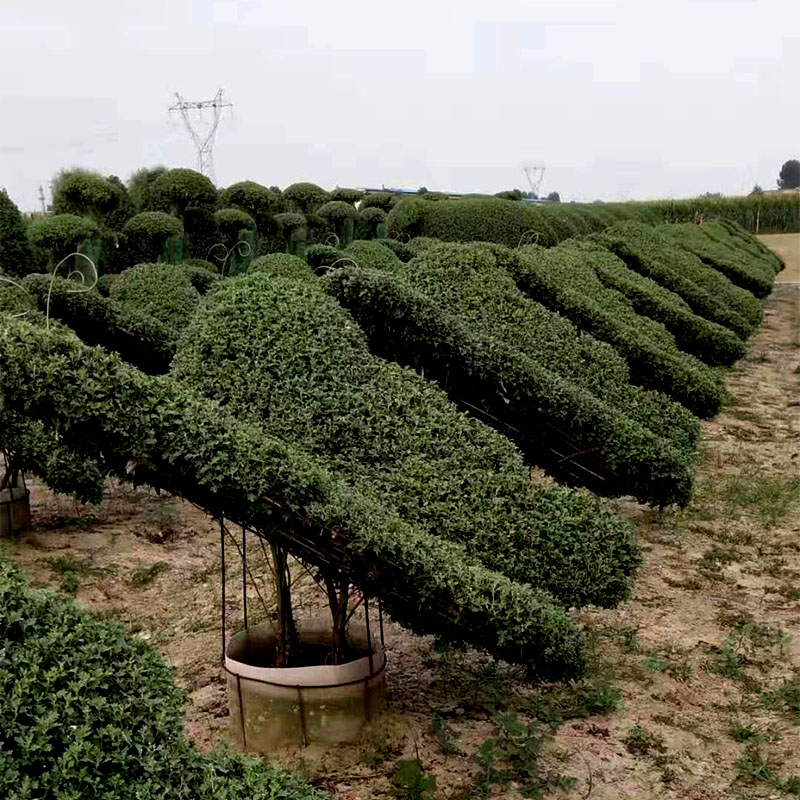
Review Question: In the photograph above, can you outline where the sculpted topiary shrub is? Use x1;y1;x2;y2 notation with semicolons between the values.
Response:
214;207;257;250
0;190;33;276
283;182;329;216
110;263;201;333
121;211;183;265
274;212;308;256
51;168;118;221
28;213;99;267
324;241;699;506
330;187;364;204
304;244;342;270
150;168;217;217
357;206;387;239
317;201;357;246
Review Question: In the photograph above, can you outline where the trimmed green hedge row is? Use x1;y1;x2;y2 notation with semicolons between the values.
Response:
560;239;747;366
657;223;775;298
174;272;640;609
509;241;726;417
0;315;594;675
0;556;326;800
702;219;784;273
323;242;698;506
594;222;759;339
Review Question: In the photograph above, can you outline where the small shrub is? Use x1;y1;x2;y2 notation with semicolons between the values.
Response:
0;190;33;276
150;168;217;217
28;214;99;265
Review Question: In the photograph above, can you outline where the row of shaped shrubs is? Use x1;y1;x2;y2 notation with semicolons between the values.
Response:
0;312;632;675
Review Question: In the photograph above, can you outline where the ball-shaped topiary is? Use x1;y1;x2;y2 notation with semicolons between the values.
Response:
359;192;397;212
274;212;307;231
248;253;315;282
358;206;386;225
329;187;364;204
121;212;183;265
0;190;33;276
28;214;99;264
217;181;285;230
317;201;357;222
150;169;217;217
283;182;329;215
51;169;118;221
127;166;168;212
214;208;256;245
378;237;414;262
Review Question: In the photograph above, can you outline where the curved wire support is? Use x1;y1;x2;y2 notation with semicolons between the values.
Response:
324;233;340;248
517;230;541;248
207;239;253;277
0;275;34;320
393;232;411;244
46;252;98;330
313;256;360;277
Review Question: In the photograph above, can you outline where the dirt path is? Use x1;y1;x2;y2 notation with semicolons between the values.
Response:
3;284;799;799
758;233;800;282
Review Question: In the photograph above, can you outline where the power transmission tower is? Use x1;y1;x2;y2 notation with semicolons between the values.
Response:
522;164;546;198
38;185;47;213
169;89;232;182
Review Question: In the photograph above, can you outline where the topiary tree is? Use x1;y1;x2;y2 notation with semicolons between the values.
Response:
777;159;800;190
248;253;316;282
128;166;168;212
357;206;387;240
283;182;329;216
359;192;397;212
0;190;33;276
546;191;561;203
182;205;220;261
274;212;308;256
495;189;523;201
317;201;357;246
150;168;217;218
217;181;286;229
329;187;364;204
28;214;99;268
121;211;183;265
51;169;118;223
213;208;256;250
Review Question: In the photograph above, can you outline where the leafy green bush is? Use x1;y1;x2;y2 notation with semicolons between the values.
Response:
28;214;99;266
51;168;122;223
304;244;342;270
510;241;726;417
181;257;218;272
360;192;398;212
150;168;217;217
121;211;183;264
386;197;560;248
323;242;698;507
217;181;286;229
110;263;200;333
0;314;591;674
317;201;356;223
174;272;639;609
283;182;329;215
599;223;763;337
0;556;326;799
0;190;33;276
708;219;784;270
182;205;219;261
127;166;167;212
344;239;405;272
214;207;256;249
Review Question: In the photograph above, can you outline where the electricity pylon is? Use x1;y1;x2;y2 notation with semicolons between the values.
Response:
169;89;232;182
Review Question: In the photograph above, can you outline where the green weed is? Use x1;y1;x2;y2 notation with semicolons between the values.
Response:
737;746;800;796
130;561;169;587
623;724;666;757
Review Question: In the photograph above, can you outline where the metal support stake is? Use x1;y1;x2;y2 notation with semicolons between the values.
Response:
378;597;385;647
364;595;375;677
241;525;248;629
220;518;226;663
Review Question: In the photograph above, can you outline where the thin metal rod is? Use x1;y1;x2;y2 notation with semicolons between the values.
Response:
364;595;374;677
241;525;248;630
236;674;247;751
378;597;385;647
297;686;308;747
220;518;226;663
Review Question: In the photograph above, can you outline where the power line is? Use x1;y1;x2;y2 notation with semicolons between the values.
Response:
169;89;233;183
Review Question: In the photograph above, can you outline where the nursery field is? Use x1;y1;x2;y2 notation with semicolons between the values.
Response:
5;277;799;800
758;233;800;282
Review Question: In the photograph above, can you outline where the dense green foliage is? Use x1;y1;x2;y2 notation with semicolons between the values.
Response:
386;197;560;248
121;211;183;264
150;169;217;217
174;272;639;609
378;237;414;262
23;274;176;373
323;242;698;506
657;223;776;297
218;181;286;227
596;222;760;339
304;244;342;270
510;241;727;417
51;168;126;224
248;253;315;282
359;192;398;212
317;201;357;222
27;214;99;265
110;263;200;333
127;166;167;212
283;182;329;215
0;315;593;674
214;207;257;250
777;159;800;190
0;556;326;799
0;191;33;276
330;187;364;204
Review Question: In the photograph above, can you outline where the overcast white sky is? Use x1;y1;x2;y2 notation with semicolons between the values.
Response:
1;0;798;210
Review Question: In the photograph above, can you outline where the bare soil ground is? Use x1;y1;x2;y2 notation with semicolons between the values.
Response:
758;233;800;282
3;282;799;799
